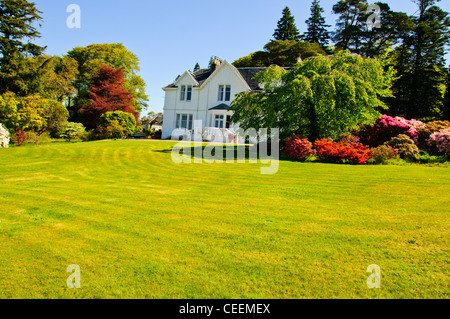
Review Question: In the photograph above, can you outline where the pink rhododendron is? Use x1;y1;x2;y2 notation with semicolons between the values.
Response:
428;129;450;156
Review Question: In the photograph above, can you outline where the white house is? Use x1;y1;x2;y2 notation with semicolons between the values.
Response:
161;58;271;141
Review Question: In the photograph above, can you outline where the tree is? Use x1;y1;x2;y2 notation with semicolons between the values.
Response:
193;63;200;72
273;7;301;41
67;43;148;117
233;40;326;67
231;52;395;141
304;0;331;48
80;65;137;129
388;0;450;120
60;122;86;142
0;0;46;94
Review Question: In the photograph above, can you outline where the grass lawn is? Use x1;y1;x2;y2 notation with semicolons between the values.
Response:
0;140;448;299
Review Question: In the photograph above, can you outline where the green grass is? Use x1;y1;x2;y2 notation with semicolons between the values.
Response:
0;140;448;299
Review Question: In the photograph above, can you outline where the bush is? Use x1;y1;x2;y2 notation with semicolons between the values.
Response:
314;139;372;165
26;131;51;145
60;122;86;142
91;120;125;140
385;134;420;161
98;111;137;135
12;130;28;146
151;130;162;140
370;145;399;164
284;135;314;161
356;115;425;147
428;128;450;156
0;123;10;148
416;121;450;154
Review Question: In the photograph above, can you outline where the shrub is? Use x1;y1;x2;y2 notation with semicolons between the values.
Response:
417;121;450;154
356;115;426;147
370;145;399;164
12;130;28;146
284;135;314;161
385;134;420;160
60;122;86;142
314;139;372;165
151;130;162;140
92;120;125;140
98;110;137;135
0;123;10;148
26;131;51;145
428;128;450;156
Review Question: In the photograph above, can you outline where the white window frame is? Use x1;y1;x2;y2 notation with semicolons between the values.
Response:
176;113;193;130
214;114;225;128
218;85;231;102
180;85;192;101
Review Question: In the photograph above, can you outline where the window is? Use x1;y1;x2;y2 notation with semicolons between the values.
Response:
218;85;231;102
176;114;193;130
180;85;192;101
214;114;224;128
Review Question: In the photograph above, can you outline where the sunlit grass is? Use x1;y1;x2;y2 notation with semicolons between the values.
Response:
0;140;448;298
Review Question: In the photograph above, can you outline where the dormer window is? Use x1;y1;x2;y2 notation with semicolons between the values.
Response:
218;85;231;102
180;85;192;101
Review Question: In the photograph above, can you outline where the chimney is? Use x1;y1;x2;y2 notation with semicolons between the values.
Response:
214;57;222;69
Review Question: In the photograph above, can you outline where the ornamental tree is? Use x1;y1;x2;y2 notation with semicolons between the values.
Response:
231;51;395;141
80;65;137;129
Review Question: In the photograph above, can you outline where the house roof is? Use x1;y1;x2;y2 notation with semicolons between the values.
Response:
209;103;230;110
163;65;293;91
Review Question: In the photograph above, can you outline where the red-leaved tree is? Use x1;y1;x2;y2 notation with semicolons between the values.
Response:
80;65;138;129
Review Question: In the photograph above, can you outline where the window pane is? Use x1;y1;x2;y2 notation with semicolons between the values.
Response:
225;85;231;101
180;86;186;101
181;114;187;128
187;86;192;101
218;85;224;101
188;115;193;130
176;114;180;128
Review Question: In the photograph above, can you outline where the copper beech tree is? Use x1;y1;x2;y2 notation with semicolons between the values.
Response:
80;65;138;129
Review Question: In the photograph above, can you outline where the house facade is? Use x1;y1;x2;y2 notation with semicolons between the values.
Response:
161;59;268;140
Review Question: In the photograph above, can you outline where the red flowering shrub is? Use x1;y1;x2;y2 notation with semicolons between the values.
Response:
12;130;28;146
314;139;372;165
284;135;314;161
355;115;425;147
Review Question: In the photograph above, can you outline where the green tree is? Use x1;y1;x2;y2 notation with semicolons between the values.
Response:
273;7;301;41
98;111;137;135
388;0;450;119
304;0;331;48
0;0;46;94
231;52;395;141
233;40;326;67
67;43;148;117
193;63;200;72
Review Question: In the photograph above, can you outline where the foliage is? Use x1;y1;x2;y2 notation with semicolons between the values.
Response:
67;43;148;115
60;122;86;142
26;131;51;145
273;7;301;41
12;130;28;147
231;52;395;141
314;138;372;164
385;134;420;160
332;1;412;58
232;40;326;67
0;0;46;94
0;123;10;148
370;145;399;164
98;110;137;135
283;135;315;161
428;128;450;156
97;120;125;140
387;0;450;120
80;65;137;129
304;0;331;48
356;115;425;147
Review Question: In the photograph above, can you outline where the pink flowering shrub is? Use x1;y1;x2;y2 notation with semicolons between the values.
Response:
428;128;450;156
356;115;425;147
284;134;315;161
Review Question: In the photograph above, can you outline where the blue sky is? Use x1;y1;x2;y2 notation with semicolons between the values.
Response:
32;0;450;114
